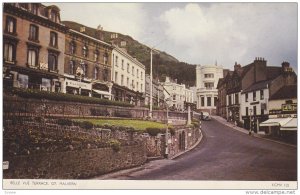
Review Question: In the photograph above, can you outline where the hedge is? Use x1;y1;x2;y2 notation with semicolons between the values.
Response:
11;88;134;107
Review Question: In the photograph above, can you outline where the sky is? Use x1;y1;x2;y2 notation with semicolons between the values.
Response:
50;2;297;71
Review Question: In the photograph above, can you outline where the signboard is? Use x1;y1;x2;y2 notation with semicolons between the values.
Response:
65;79;91;90
3;161;9;170
282;103;297;112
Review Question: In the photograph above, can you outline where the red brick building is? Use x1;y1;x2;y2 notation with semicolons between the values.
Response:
3;3;67;92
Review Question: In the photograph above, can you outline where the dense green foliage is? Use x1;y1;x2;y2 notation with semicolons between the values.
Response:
10;88;134;107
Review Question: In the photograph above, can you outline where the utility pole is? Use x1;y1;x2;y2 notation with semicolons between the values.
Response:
149;49;153;118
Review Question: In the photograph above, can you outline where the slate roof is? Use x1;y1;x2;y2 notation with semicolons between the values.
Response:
242;80;271;94
270;85;297;100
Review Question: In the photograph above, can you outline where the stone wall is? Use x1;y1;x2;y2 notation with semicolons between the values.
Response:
3;120;201;179
4;144;146;179
4;98;187;121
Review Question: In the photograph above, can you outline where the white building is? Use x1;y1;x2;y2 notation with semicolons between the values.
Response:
195;64;223;113
163;77;194;111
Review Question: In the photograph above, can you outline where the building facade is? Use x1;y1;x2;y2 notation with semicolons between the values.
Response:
163;77;194;111
111;46;145;106
195;64;223;114
3;3;67;92
62;26;113;98
145;74;164;107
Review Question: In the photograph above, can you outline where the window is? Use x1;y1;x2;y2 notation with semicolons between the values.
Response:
5;16;16;34
245;93;248;102
115;71;118;83
137;69;139;78
228;95;232;106
94;50;99;61
204;74;214;78
261;109;264;115
201;97;205;107
70;41;76;54
132;66;134;76
69;60;75;74
121;75;124;86
127;63;130;73
103;52;108;64
121;59;124;70
29;24;39;41
253;106;257;116
50;10;57;22
260;90;264;100
41;78;51;91
48;53;58;71
27;49;37;66
136;82;139;91
127;77;129;87
28;3;38;14
49;32;58;48
94;67;99;79
214;97;218;107
204;82;214;89
235;93;239;104
82;45;88;58
253;91;256;101
207;97;211;107
141;84;143;92
115;56;118;66
141;72;143;80
246;107;249;116
173;95;176;100
4;43;15;63
103;69;108;81
82;64;88;77
17;74;28;89
132;80;134;89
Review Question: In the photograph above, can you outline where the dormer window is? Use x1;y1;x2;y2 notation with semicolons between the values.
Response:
50;10;57;22
28;3;38;14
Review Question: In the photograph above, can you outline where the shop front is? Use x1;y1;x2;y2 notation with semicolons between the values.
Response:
64;78;92;96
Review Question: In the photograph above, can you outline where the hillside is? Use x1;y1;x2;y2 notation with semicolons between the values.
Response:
62;21;196;87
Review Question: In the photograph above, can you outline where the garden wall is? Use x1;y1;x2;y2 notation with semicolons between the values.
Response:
3;120;201;179
4;98;187;121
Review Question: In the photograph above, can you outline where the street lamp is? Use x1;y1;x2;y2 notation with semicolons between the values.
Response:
149;47;160;119
164;98;171;158
249;108;253;135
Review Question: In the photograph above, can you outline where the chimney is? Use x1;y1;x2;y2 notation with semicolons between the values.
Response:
282;61;290;69
234;62;241;71
80;26;85;33
253;57;267;82
95;25;104;41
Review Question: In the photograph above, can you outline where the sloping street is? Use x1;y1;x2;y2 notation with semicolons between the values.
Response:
100;118;297;180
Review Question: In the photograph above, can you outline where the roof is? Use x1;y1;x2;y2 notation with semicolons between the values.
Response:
270;85;297;100
242;80;271;94
266;66;282;80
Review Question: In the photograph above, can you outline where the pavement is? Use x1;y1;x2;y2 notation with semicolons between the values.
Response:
211;115;296;148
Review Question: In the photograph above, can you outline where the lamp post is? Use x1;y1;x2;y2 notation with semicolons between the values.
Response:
149;49;153;118
165;98;170;158
249;108;253;135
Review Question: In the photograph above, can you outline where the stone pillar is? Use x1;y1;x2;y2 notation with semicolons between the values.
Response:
107;82;113;100
187;105;191;125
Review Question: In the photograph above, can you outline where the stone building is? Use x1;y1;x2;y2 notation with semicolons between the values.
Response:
216;69;231;119
145;74;164;107
195;64;224;114
62;24;113;98
163;77;194;111
3;3;67;92
111;46;145;106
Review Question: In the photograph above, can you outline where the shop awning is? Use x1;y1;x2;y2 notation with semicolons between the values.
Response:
93;89;111;96
280;118;297;131
259;118;292;127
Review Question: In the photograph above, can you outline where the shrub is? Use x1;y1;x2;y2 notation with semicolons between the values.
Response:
145;128;163;136
79;121;93;129
107;139;121;152
57;118;73;126
11;88;134;107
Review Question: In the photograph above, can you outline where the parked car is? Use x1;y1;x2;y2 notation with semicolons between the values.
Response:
202;112;211;121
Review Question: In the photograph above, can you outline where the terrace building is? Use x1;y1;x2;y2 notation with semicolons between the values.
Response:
3;3;67;92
